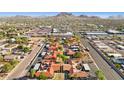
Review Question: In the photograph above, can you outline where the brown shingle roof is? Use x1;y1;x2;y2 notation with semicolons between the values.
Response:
4;55;17;61
71;71;89;78
63;64;72;71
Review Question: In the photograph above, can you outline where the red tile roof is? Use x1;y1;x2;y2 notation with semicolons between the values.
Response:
67;49;75;55
35;71;41;77
49;46;57;50
44;71;53;78
57;51;63;55
51;64;61;71
48;67;54;75
52;52;57;59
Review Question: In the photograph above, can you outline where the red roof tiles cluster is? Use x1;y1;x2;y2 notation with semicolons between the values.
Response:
34;38;89;79
66;49;75;55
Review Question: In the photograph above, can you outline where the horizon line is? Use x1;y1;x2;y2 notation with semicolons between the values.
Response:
0;12;124;18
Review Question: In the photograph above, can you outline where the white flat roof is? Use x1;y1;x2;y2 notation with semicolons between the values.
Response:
107;30;120;33
86;32;108;35
41;52;46;56
117;45;124;49
83;64;91;71
107;53;122;57
33;63;40;70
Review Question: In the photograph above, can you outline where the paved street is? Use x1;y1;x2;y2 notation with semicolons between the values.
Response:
80;38;122;80
80;42;99;77
5;41;45;80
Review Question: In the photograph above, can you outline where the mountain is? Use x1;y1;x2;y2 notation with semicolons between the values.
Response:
79;15;89;18
79;15;101;19
56;12;73;17
108;15;124;19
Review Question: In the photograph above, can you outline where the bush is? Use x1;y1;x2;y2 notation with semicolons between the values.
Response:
38;72;47;80
0;55;3;62
30;69;36;78
2;63;13;73
0;32;5;39
57;54;69;62
10;59;19;67
115;64;121;69
17;45;24;49
74;52;81;58
23;47;30;53
95;70;106;80
18;45;30;53
16;37;28;44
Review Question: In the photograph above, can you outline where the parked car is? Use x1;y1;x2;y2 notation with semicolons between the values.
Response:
85;47;90;51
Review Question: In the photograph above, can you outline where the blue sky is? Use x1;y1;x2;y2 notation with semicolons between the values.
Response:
0;12;124;18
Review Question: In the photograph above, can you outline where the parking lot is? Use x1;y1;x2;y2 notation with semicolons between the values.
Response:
102;40;124;56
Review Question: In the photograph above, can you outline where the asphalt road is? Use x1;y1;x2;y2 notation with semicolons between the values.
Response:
5;42;45;80
81;38;122;80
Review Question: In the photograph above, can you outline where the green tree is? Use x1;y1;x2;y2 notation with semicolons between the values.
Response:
0;32;6;39
115;64;121;69
16;37;22;44
0;55;3;62
38;72;47;80
30;69;36;78
18;45;30;53
16;37;28;44
64;39;69;45
74;52;81;58
23;47;30;53
57;54;69;62
21;37;28;44
17;45;24;49
2;63;13;73
95;70;106;80
10;59;19;67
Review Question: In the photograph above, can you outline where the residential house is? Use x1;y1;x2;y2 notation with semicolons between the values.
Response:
4;55;19;61
2;44;18;53
71;71;89;78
